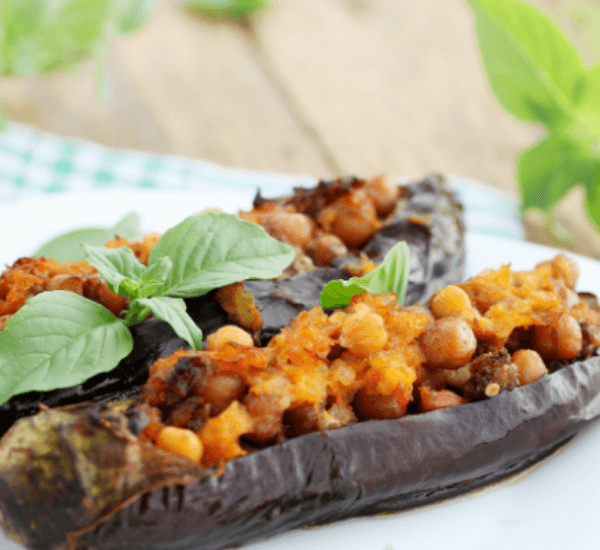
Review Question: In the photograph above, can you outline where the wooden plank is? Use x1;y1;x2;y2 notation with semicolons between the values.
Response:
0;1;332;177
254;0;541;192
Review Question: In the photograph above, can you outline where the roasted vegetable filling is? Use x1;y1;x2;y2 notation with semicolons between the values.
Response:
137;254;600;467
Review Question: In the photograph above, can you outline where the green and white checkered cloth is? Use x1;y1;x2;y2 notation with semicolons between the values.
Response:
0;122;524;240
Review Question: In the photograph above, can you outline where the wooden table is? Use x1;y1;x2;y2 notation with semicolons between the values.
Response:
1;0;599;256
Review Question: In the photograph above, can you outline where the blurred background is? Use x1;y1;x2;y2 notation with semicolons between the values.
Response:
0;0;599;255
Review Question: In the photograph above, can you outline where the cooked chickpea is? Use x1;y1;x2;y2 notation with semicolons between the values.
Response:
421;317;476;369
430;285;473;318
306;233;348;266
364;174;400;217
511;349;547;385
320;189;381;248
155;426;203;463
339;305;388;357
532;313;582;360
206;325;254;350
264;212;314;250
353;387;407;420
201;374;246;414
418;386;467;412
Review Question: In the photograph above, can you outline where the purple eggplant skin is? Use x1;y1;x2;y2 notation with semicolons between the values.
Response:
1;355;598;550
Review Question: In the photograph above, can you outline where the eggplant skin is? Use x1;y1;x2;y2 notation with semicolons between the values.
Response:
1;356;599;550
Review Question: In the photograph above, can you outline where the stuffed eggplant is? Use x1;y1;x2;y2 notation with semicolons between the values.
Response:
0;173;465;436
1;251;600;550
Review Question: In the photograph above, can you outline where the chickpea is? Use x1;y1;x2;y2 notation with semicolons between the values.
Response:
319;189;381;248
201;374;246;414
264;212;314;250
511;349;547;385
418;386;467;412
421;317;476;369
353;387;407;420
364;174;400;217
155;426;204;463
532;313;582;360
339;305;388;357
306;233;348;266
430;285;473;318
206;325;254;350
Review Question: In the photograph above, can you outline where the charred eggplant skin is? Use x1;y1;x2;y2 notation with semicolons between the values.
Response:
0;174;465;434
0;355;598;550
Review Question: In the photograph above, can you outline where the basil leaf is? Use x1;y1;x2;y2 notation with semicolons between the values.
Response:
136;297;203;350
148;213;295;298
33;212;142;262
183;0;269;22
320;242;410;309
465;0;584;126
83;245;147;295
0;291;133;406
114;0;157;34
517;134;597;212
583;163;600;227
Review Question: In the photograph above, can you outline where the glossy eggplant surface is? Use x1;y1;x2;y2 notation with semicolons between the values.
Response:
0;354;598;550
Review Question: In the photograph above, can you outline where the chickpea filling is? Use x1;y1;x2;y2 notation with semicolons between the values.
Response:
237;174;400;276
138;254;600;467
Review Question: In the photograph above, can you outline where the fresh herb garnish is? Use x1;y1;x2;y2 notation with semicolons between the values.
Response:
319;242;410;309
0;291;133;406
0;212;294;406
33;212;143;262
464;0;600;232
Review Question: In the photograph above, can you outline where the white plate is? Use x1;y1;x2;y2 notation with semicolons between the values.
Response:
1;191;599;550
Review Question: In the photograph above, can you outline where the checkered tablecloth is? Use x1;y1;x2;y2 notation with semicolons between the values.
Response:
0;122;525;240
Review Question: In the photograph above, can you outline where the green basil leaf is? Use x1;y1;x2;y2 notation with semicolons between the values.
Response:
517;133;596;212
83;244;146;296
114;0;157;34
0;291;133;406
136;297;203;350
183;0;269;22
33;212;142;262
148;213;295;298
465;0;584;127
583;162;600;228
320;242;410;309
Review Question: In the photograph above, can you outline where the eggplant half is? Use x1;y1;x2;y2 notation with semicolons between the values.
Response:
0;353;599;550
0;174;465;436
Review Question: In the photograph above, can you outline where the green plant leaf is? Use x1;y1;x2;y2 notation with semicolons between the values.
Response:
517;133;597;212
583;161;600;227
83;244;146;295
33;212;142;262
465;0;585;127
136;296;203;350
183;0;269;22
114;0;157;34
320;242;410;309
148;213;295;298
0;291;133;406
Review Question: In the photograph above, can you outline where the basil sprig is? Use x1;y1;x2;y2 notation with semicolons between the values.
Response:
0;213;294;406
464;0;600;232
319;242;410;309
